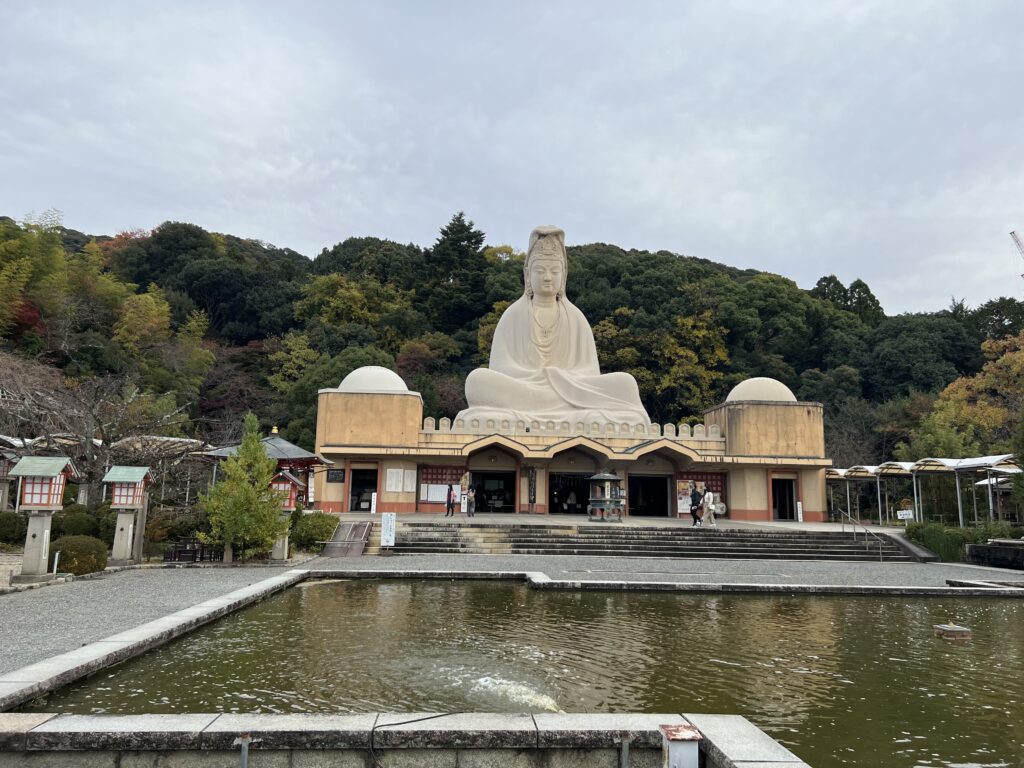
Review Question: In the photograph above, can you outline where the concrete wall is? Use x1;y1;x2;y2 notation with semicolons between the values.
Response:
316;391;423;449
0;712;811;768
705;401;825;458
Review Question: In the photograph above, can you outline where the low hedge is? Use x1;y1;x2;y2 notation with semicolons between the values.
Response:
49;535;108;575
292;513;338;553
61;511;99;537
906;521;1024;562
0;511;27;544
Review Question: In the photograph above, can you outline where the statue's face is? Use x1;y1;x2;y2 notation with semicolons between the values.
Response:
529;256;563;299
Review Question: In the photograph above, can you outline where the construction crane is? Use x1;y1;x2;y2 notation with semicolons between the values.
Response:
1012;231;1024;279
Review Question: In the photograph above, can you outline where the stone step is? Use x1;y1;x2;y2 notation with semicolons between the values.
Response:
387;545;910;561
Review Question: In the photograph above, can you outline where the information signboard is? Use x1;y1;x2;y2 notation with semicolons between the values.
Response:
381;512;396;547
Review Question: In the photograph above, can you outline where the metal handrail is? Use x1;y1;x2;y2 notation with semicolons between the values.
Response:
836;506;886;561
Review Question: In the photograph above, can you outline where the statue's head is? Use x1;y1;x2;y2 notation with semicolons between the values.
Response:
524;225;567;300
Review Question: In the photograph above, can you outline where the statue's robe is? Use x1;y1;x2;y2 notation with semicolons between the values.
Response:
457;296;651;425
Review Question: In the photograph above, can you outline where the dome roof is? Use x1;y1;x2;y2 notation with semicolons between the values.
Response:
338;366;409;393
726;377;797;403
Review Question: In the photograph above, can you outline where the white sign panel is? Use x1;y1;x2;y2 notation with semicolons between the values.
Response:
796;501;804;523
370;492;378;514
380;512;397;547
897;509;914;520
403;469;417;493
385;468;403;493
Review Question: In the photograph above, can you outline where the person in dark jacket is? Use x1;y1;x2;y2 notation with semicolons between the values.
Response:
689;484;703;527
445;484;456;517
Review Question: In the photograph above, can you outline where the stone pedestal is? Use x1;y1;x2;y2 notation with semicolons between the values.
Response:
270;515;290;561
12;511;57;584
109;509;138;565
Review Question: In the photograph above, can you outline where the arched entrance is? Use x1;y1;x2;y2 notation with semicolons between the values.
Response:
547;447;601;515
467;445;521;513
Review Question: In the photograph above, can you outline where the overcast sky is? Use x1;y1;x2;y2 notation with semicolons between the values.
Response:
2;1;1023;314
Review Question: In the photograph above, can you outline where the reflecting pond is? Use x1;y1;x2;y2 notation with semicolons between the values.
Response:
21;580;1024;767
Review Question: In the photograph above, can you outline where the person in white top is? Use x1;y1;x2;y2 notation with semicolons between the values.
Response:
702;489;717;527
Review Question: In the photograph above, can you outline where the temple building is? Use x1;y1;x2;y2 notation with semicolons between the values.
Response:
313;368;828;521
314;225;830;521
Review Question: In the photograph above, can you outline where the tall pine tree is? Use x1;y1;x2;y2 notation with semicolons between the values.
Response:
201;412;287;560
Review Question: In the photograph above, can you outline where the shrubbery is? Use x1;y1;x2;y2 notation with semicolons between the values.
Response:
0;511;27;544
61;511;99;537
292;513;338;553
906;521;1024;561
49;535;108;575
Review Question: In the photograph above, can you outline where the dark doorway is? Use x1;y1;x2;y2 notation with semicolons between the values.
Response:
349;468;378;511
471;471;516;513
772;478;797;520
549;473;589;514
628;475;671;517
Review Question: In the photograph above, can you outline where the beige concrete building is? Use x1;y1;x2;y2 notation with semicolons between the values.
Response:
313;369;830;522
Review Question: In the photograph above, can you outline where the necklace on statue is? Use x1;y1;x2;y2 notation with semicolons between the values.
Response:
533;305;559;338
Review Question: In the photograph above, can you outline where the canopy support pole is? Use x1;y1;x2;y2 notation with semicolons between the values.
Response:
985;469;994;521
954;472;964;528
971;474;978;526
845;480;853;538
912;472;920;523
876;475;883;527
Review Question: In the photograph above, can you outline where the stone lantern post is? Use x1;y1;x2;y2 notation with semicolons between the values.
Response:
9;456;79;584
102;466;153;565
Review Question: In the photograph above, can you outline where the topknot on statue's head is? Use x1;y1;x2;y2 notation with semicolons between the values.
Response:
524;225;568;299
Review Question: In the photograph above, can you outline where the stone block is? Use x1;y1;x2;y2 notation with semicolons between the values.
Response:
0;714;57;751
371;748;457;768
542;748;618;768
682;714;804;765
373;713;537;749
27;714;218;751
201;713;377;749
457;748;543;768
290;750;368;768
0;753;118;767
120;751;290;768
534;713;684;749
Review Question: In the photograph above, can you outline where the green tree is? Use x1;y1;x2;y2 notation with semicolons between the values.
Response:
424;212;488;334
200;412;287;559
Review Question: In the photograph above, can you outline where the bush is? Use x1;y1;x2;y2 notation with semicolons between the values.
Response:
49;535;108;575
906;521;1024;562
61;511;99;537
292;513;338;552
95;503;117;547
0;511;27;544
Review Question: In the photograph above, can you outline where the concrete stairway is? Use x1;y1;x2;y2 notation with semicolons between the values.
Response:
384;521;916;562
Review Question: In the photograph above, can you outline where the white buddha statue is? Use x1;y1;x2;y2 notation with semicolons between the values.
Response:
457;225;651;427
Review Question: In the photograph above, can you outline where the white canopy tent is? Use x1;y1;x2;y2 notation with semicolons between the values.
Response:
828;455;1020;526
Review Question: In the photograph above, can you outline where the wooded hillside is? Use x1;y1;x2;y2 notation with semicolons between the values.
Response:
2;211;1023;468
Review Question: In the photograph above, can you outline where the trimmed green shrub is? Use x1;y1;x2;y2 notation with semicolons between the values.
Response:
906;521;1024;562
95;503;117;547
292;513;338;553
61;512;99;537
0;511;27;544
49;535;108;575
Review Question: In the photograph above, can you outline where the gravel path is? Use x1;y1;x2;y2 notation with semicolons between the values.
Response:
0;566;290;674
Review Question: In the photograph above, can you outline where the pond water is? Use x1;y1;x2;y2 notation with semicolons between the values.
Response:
21;579;1024;768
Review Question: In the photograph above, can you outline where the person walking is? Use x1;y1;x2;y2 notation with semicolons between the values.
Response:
445;484;456;517
566;490;577;515
689;484;703;526
467;486;476;517
702;487;717;528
